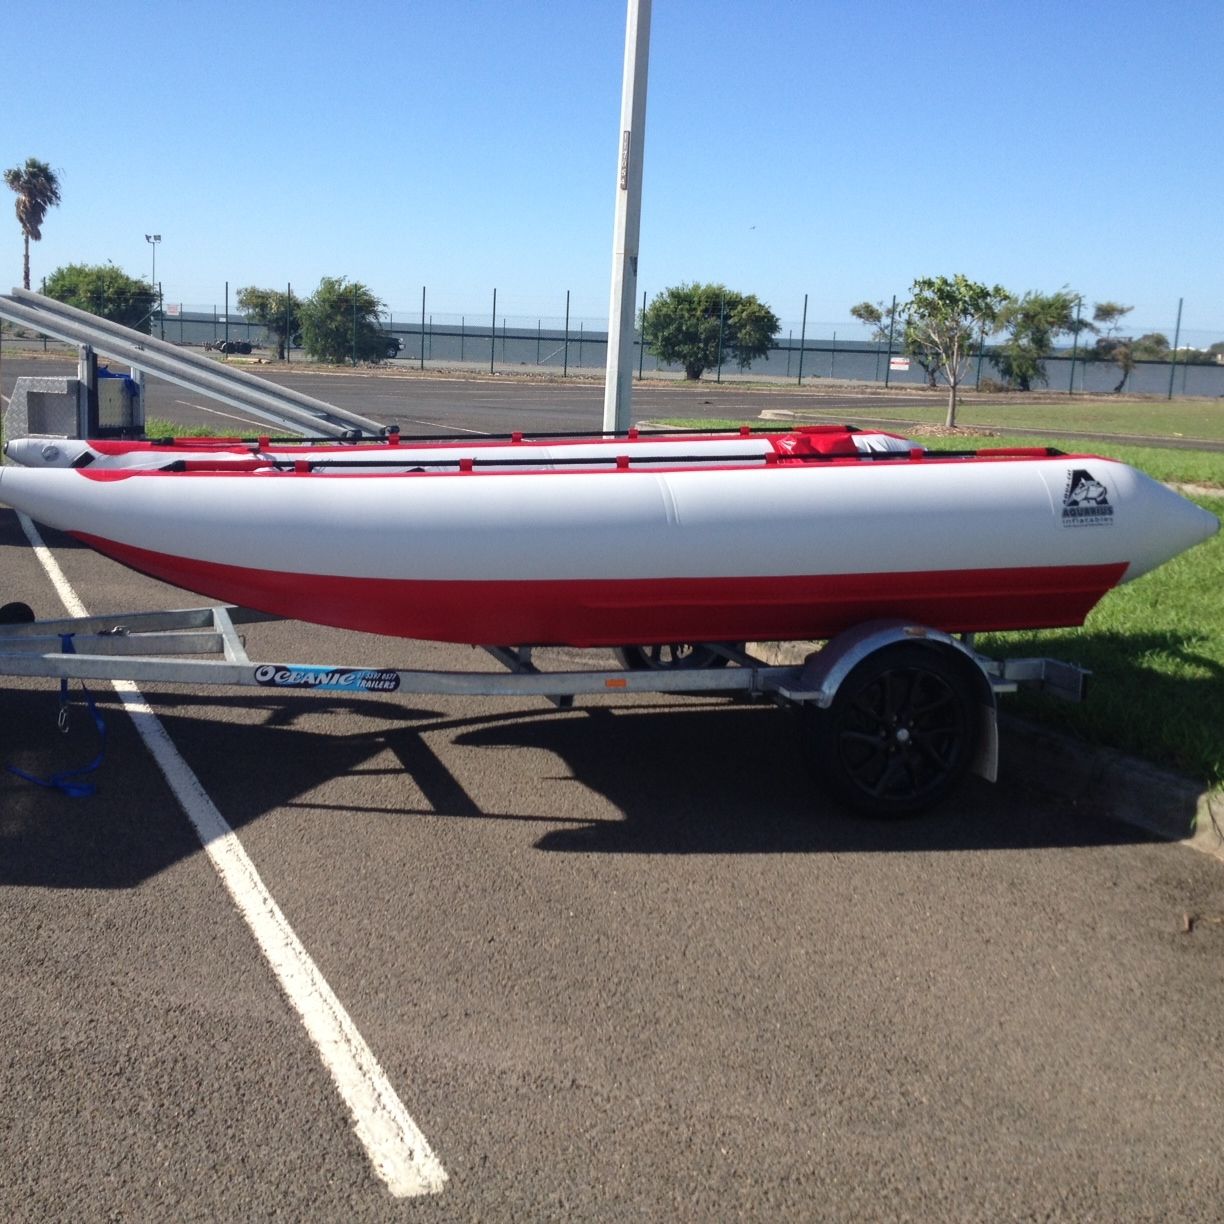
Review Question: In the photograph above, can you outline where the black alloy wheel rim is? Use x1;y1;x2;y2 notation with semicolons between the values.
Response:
835;663;968;803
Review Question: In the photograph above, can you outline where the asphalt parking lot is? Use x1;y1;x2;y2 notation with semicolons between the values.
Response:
3;363;1224;1220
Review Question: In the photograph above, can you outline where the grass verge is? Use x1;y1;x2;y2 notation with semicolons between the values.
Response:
730;395;1224;442
142;419;286;440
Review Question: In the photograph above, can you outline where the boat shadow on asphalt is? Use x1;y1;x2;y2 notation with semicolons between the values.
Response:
0;682;1170;891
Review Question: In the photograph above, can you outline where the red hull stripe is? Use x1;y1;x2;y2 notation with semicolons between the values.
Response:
73;532;1127;645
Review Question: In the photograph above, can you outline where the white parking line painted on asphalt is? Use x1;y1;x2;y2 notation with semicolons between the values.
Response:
16;511;448;1199
402;419;490;434
172;400;280;431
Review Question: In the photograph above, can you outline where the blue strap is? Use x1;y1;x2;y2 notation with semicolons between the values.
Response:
7;634;107;798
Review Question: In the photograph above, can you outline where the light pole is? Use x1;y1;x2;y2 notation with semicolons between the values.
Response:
145;233;162;337
602;0;651;432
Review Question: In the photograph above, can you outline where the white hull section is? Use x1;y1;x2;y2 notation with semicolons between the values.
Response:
0;450;1215;646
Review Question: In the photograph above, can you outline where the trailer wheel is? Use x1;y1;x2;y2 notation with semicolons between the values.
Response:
806;643;978;817
0;602;35;624
614;643;737;670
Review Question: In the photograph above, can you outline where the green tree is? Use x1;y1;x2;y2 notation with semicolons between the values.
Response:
4;157;61;290
43;262;157;332
902;275;1009;425
1089;301;1135;393
237;286;302;360
851;299;919;383
299;276;388;364
900;319;944;389
642;283;779;380
851;298;940;387
1169;344;1216;365
1131;332;1170;361
994;289;1079;391
849;300;894;344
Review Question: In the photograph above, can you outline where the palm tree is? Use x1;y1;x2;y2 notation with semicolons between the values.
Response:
4;157;62;290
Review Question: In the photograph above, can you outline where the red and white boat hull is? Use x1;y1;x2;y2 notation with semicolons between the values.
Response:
0;448;1215;646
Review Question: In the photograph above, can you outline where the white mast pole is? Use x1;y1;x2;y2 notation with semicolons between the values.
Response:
602;0;652;433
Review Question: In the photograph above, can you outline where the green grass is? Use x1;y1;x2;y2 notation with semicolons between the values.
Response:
671;392;1224;435
660;415;1223;786
817;398;1224;441
143;418;269;439
663;391;1224;440
955;435;1222;488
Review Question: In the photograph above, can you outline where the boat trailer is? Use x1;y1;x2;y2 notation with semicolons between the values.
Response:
0;604;1089;816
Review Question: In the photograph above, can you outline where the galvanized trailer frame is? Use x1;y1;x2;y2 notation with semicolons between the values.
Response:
0;604;1089;814
0;603;1085;702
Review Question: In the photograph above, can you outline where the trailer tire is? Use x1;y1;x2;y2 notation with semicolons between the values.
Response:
0;602;35;624
805;642;978;817
614;643;737;670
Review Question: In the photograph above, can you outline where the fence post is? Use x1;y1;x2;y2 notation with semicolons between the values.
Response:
563;290;570;377
285;284;292;362
420;286;426;370
715;294;725;383
1167;297;1183;400
1068;297;1082;393
797;294;808;385
490;288;497;374
884;295;897;389
638;289;646;380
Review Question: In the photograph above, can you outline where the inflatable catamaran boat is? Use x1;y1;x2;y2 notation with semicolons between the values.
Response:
0;426;1216;647
0;424;1216;814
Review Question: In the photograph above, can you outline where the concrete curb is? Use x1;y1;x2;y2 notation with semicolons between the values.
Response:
1000;715;1224;862
749;641;1224;863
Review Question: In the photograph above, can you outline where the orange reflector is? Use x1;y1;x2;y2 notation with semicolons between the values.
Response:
605;678;628;688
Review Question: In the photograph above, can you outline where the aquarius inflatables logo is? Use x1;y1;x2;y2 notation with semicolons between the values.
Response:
1062;469;1114;526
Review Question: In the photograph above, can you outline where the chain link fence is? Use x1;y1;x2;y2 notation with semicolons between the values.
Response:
10;287;1224;397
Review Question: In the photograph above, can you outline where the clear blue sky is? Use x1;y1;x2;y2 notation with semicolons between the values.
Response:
5;0;1222;342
